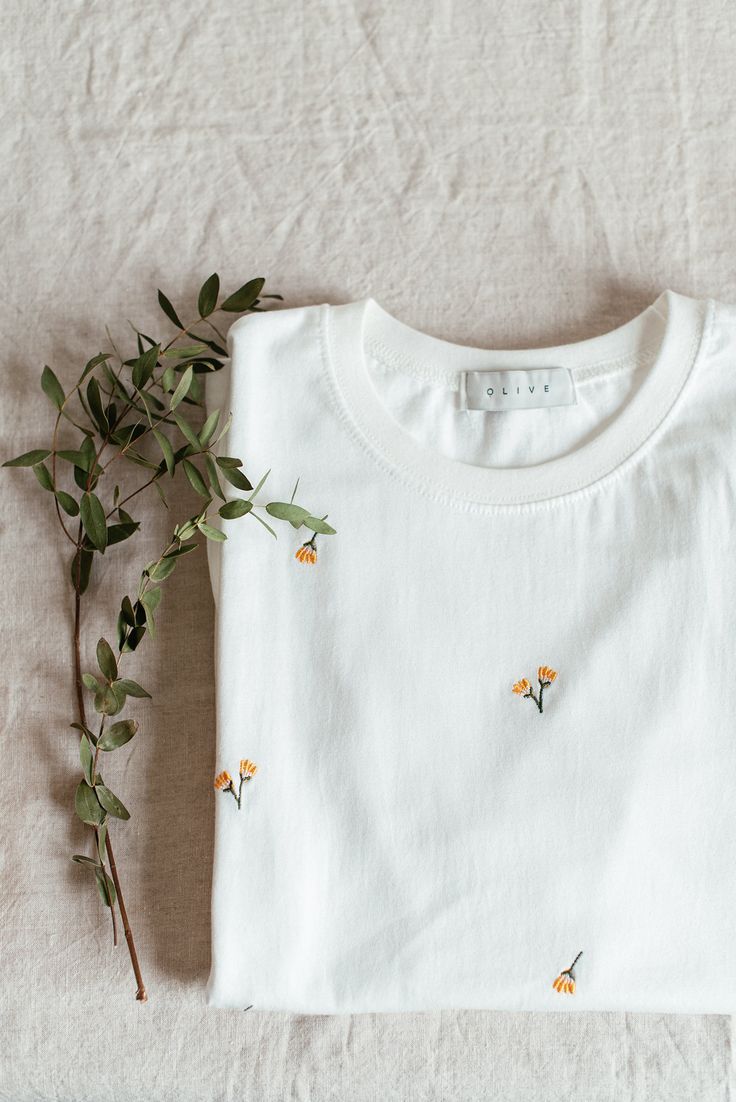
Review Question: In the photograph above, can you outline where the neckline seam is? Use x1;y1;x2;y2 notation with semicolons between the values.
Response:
319;294;713;512
366;334;662;390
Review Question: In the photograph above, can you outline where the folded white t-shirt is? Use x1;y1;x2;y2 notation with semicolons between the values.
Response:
205;288;736;1014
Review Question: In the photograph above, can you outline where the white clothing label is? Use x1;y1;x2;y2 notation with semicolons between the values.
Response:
460;366;577;410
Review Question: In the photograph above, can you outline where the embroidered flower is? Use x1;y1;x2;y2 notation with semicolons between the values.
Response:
512;664;558;713
295;535;317;564
553;951;582;994
214;760;258;809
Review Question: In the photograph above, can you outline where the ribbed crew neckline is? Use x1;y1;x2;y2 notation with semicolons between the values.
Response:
322;290;711;510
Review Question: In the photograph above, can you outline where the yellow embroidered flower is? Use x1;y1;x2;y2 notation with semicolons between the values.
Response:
553;951;582;994
215;759;259;809
513;664;559;713
295;539;317;564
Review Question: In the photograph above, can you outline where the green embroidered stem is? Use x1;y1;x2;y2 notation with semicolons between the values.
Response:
538;680;545;713
526;687;543;712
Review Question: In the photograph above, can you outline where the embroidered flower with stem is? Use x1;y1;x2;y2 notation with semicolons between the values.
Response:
295;534;317;564
512;664;558;713
214;759;258;810
553;950;582;994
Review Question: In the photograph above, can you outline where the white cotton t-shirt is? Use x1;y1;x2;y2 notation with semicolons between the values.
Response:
204;288;736;1014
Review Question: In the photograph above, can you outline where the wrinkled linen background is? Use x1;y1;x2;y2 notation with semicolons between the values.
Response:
2;2;735;1099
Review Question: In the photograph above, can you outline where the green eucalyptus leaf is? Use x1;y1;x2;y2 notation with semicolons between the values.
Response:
78;353;112;385
115;678;151;699
153;429;175;475
41;365;65;410
247;468;271;499
141;587;162;614
3;448;51;467
204;454;225;501
86;377;108;433
197;272;220;318
173;412;200;451
96;785;130;821
120;596;136;626
162;344;209;358
219;464;252;491
187;373;203;404
131;344;160;389
80;492;107;552
82;673;100;692
210;411;232;447
94;685;120;715
75;781;104;825
219;499;252;519
303;516;337;535
94;867;117;907
72;854;101;868
169;365;193;411
79;734;94;785
158;289;184;329
70;548;93;594
197;520;227;542
198;408;220;448
252;511;277;538
57;447;89;467
122;625;146;653
96;638;118;681
265;502;311;524
182;459;210;499
148;554;176;582
221;277;265;313
215;456;242;468
161;364;176;393
107;521;139;546
74;465;92;492
55;490;79;516
98;719;138;751
154;479;168;508
32;462;54;491
71;721;96;742
166;542;197;557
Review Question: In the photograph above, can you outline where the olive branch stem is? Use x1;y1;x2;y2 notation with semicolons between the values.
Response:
5;274;338;1000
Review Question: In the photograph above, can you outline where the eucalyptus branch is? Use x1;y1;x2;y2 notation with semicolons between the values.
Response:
4;272;336;1001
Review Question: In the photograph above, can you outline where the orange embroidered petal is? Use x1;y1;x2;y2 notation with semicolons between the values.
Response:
239;759;258;779
214;770;233;791
553;951;582;994
296;542;318;564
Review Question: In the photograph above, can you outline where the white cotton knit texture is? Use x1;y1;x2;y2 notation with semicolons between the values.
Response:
205;288;736;1015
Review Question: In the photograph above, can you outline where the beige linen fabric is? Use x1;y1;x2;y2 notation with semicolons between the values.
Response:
1;1;735;1098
